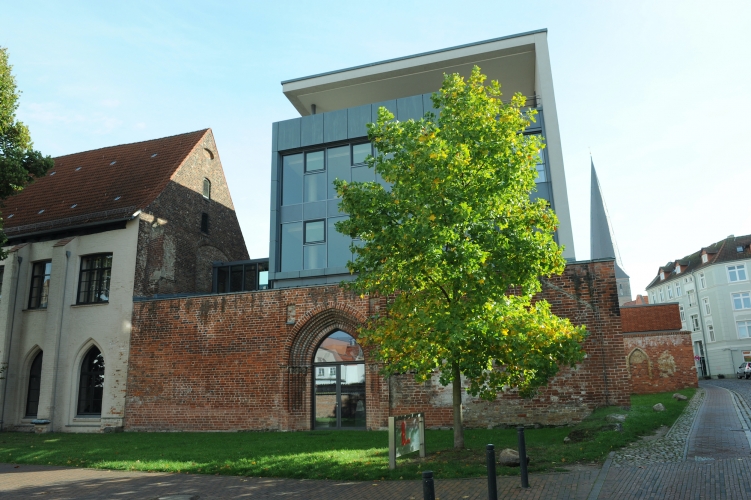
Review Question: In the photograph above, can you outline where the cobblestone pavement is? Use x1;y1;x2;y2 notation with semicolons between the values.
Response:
612;388;705;466
6;382;751;499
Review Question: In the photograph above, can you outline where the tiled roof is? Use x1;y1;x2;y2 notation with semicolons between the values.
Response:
1;129;208;239
622;294;649;306
646;234;751;289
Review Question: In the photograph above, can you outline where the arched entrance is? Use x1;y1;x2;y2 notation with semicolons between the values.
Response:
313;330;365;429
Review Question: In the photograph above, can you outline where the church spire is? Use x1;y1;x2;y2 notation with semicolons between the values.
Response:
590;158;628;279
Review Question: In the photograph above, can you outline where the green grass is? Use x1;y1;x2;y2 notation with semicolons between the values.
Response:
0;388;694;480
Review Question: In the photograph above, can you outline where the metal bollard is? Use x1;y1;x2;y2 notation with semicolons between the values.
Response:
422;470;435;500
517;426;529;488
486;444;498;500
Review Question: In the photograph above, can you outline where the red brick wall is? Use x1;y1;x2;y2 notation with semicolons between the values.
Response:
125;260;631;431
621;304;682;333
623;331;698;394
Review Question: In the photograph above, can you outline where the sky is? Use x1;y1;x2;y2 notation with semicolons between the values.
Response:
2;0;750;296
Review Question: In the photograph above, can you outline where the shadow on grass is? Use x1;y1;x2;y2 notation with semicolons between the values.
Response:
0;388;695;481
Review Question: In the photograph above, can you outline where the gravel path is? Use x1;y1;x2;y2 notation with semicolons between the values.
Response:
611;388;705;467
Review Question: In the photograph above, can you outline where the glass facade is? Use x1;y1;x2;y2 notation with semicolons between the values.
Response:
279;142;374;273
313;330;365;429
214;260;269;293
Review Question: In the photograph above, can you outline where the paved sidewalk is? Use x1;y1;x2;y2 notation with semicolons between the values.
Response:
686;384;751;460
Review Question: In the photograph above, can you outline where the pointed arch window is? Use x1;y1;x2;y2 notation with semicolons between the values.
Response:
77;346;105;416
313;330;365;429
25;351;43;417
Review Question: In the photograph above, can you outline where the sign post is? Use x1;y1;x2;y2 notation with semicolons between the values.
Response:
388;412;426;469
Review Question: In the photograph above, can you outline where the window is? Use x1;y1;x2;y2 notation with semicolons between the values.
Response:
203;178;211;199
77;346;104;416
327;146;350;199
708;324;716;342
675;281;682;297
305;150;325;172
534;148;546;183
699;272;706;289
728;264;748;282
0;265;4;301
702;254;708;263
667;285;673;299
675;266;681;274
703;297;711;315
25;351;43;417
733;292;751;310
317;367;324;376
77;254;112;304
619;283;624;296
303;220;326;270
651;293;656;304
329;367;336;376
687;290;696;307
738;320;751;339
691;314;700;332
304;220;325;244
659;288;665;302
660;271;665;281
282;153;304;205
28;261;52;309
214;261;269;293
201;213;209;234
352;143;371;164
679;305;685;321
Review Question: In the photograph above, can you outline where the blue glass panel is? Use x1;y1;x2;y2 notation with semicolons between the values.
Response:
352;143;371;164
305;220;325;243
304;244;327;269
328;216;351;268
352;166;375;183
304;172;327;202
282;154;303;205
328;146;350;198
281;222;303;272
306;151;325;172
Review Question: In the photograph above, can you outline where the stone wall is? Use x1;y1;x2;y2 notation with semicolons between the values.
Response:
133;130;248;296
125;259;630;431
623;331;698;394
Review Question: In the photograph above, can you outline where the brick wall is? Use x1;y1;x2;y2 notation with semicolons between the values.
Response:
125;260;631;431
133;130;248;296
623;331;698;394
621;304;682;333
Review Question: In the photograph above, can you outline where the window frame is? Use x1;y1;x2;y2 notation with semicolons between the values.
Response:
28;260;52;309
303;219;326;245
732;291;751;310
687;290;696;307
702;297;711;316
707;323;716;342
699;272;706;289
77;346;105;416
675;281;682;296
202;178;211;200
728;264;748;283
667;285;673;299
679;305;685;321
25;351;43;417
76;254;113;305
738;320;751;339
659;288;665;302
304;150;325;173
691;314;701;332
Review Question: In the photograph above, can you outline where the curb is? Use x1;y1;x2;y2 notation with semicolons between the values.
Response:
586;451;614;500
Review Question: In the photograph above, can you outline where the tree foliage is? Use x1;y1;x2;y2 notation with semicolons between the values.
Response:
0;47;54;257
335;67;587;447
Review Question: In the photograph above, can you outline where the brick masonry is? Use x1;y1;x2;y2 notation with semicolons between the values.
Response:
124;260;631;431
621;303;682;333
133;131;248;296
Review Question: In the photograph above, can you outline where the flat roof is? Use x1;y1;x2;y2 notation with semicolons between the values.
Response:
282;29;548;116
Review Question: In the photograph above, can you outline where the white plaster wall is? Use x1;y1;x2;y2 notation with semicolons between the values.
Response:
0;218;139;432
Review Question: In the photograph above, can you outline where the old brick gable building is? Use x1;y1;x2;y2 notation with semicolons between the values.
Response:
0;129;247;433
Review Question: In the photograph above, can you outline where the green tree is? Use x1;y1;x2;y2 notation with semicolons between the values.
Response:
0;47;53;258
335;67;587;449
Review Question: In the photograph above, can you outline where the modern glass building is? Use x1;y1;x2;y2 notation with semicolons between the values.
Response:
268;29;576;289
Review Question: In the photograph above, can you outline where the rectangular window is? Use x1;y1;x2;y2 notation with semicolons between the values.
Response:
733;292;751;310
329;367;336;376
352;143;371;164
675;281;682;296
728;264;748;282
305;150;325;172
201;212;209;234
304;172;327;202
534;147;546;183
738;320;751;339
708;324;716;342
703;297;711;315
691;314;700;332
659;288;664;302
280;222;303;272
317;367;324;376
28;261;52;309
667;286;673;299
304;220;325;244
699;272;706;289
282;153;304;205
77;254;112;304
687;290;695;307
679;305;685;321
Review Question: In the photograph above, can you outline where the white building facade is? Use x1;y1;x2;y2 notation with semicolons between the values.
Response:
646;235;751;377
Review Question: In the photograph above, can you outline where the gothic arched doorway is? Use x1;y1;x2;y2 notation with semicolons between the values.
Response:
313;330;365;429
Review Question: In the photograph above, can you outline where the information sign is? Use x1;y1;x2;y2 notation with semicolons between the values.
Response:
388;412;425;469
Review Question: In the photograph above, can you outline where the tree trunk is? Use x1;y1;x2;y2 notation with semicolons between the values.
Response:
452;361;464;449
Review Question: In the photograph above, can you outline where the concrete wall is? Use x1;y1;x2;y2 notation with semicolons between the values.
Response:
0;220;139;432
125;259;630;431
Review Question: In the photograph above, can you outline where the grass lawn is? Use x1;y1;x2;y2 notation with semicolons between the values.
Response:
0;388;695;481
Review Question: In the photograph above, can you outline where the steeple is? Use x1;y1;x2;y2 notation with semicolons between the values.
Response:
590;158;632;304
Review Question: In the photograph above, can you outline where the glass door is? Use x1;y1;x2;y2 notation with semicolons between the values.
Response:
314;364;366;429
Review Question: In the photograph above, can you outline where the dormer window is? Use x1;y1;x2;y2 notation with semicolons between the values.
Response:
675;266;681;274
702;254;708;264
203;178;211;200
660;271;665;280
